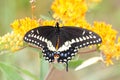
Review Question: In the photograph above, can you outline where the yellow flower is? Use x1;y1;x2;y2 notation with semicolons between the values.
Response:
11;17;39;37
51;0;88;23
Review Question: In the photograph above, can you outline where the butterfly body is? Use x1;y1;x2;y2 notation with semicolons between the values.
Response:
24;22;102;71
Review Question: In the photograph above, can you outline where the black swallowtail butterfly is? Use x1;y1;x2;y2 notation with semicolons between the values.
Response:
24;22;102;71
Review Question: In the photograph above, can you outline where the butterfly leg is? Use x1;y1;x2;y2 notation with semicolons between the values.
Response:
66;61;68;72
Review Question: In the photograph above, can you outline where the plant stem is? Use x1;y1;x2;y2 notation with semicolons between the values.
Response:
44;65;54;80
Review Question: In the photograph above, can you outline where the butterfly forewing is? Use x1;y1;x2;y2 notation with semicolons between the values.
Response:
24;26;57;49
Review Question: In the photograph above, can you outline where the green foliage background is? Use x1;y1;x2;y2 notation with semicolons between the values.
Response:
0;0;120;80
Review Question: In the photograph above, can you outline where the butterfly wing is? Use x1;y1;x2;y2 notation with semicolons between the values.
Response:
24;26;58;50
58;26;102;51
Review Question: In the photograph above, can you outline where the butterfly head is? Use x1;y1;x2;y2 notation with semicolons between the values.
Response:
55;22;60;33
55;22;59;28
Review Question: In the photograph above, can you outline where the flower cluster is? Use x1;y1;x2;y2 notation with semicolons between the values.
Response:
0;17;39;52
92;22;120;65
51;0;87;24
0;32;23;52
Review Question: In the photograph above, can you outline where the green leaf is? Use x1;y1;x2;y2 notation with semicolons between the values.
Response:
69;59;84;69
0;62;24;80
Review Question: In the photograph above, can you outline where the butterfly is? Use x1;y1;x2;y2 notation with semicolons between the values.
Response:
24;22;102;71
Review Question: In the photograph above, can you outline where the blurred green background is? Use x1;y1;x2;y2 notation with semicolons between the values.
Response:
0;0;120;80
